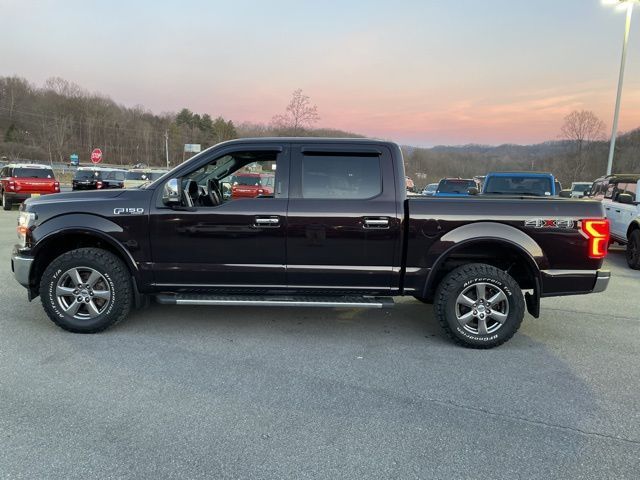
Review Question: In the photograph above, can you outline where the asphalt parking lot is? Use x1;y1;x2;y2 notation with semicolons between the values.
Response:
0;207;639;480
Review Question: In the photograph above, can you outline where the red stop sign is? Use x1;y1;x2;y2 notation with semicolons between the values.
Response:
91;148;103;164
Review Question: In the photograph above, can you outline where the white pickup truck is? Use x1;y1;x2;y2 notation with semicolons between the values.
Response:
591;174;640;269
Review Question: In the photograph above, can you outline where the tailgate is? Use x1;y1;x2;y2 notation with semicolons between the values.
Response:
15;178;57;194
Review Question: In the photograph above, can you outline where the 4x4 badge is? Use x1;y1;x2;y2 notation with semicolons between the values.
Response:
525;219;575;229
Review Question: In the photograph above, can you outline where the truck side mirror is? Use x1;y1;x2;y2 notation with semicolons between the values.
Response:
162;178;182;206
617;193;634;204
467;187;479;196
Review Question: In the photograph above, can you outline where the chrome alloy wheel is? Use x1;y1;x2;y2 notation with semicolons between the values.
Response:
455;282;509;335
55;267;112;319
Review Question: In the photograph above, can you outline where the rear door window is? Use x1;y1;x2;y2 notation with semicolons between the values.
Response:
301;155;381;199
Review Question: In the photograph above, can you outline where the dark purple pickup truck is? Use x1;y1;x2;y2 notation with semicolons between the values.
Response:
12;138;611;348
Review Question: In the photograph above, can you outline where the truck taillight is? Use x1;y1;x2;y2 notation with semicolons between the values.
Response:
8;180;15;191
580;219;610;259
54;181;60;191
96;181;103;189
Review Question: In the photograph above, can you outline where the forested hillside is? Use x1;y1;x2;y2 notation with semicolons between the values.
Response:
1;75;639;186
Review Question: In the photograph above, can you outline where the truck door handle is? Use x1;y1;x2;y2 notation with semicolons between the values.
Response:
615;210;621;213
363;217;390;229
254;216;280;227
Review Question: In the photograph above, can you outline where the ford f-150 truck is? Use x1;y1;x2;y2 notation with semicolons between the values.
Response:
11;138;611;348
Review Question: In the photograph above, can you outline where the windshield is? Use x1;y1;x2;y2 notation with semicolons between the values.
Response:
484;176;552;196
74;170;99;180
14;168;54;179
437;179;476;194
425;184;437;192
572;184;590;192
100;170;125;181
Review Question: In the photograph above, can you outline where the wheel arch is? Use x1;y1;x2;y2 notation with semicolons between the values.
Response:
29;228;139;296
626;220;640;239
419;223;544;316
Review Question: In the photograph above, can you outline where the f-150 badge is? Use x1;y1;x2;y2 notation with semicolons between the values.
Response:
114;207;145;215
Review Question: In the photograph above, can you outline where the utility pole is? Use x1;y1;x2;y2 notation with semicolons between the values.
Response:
606;1;635;175
164;130;170;169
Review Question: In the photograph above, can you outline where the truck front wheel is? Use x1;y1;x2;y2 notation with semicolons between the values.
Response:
434;263;525;349
39;248;132;333
626;230;640;270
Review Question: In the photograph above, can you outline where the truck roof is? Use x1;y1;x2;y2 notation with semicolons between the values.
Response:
6;163;53;169
485;171;553;177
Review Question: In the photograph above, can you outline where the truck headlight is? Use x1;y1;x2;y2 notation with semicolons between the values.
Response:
17;211;36;247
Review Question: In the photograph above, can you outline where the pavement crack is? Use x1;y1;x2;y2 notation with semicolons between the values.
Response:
419;395;640;446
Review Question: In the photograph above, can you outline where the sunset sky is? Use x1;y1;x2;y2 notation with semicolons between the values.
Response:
2;0;640;146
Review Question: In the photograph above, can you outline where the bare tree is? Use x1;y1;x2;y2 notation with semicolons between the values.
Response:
272;89;320;134
560;110;606;180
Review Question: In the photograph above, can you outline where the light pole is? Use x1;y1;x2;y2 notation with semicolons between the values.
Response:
604;0;638;175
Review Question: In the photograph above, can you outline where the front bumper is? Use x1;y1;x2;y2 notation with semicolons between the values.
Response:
11;249;33;288
540;269;610;297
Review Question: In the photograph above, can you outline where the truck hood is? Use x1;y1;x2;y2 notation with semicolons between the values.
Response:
24;190;125;208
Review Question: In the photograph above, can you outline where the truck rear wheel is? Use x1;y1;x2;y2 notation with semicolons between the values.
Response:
627;230;640;270
434;263;525;349
40;248;132;333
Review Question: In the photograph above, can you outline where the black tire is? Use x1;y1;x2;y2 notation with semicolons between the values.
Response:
434;263;525;349
2;192;11;210
40;248;132;333
627;230;640;270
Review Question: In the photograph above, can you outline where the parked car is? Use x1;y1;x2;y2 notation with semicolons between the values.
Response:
593;174;640;269
11;138;610;349
570;182;591;198
231;172;275;198
0;163;59;210
124;169;168;189
433;178;478;197
421;183;438;196
72;167;126;190
483;172;558;197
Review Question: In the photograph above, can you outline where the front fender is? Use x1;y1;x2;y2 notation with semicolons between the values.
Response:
30;214;139;277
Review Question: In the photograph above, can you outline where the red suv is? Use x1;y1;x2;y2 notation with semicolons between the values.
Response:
0;164;60;210
231;173;275;198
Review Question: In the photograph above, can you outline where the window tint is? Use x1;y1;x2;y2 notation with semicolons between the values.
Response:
301;155;381;199
437;179;476;193
484;176;552;196
618;182;637;200
14;168;54;179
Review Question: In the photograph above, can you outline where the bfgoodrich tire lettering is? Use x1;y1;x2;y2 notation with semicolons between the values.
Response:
434;263;525;349
40;248;132;333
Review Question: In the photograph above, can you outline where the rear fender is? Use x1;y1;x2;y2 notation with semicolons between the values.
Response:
420;222;545;316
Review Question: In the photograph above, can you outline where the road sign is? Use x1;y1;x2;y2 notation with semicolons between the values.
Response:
184;144;201;153
69;153;79;166
91;148;103;164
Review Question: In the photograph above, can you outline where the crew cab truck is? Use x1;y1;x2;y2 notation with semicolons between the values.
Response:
11;138;611;348
0;163;60;210
591;174;640;269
